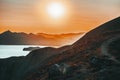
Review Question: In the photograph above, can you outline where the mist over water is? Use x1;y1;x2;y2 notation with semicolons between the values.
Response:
0;45;45;58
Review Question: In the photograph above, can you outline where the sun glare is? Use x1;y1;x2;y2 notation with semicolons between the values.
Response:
47;2;65;18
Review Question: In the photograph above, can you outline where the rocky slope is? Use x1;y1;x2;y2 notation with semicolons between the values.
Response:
0;17;120;80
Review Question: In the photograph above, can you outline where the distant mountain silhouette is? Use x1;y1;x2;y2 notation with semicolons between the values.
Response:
0;17;120;80
0;31;83;46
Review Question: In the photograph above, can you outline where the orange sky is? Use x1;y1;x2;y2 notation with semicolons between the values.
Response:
0;0;120;34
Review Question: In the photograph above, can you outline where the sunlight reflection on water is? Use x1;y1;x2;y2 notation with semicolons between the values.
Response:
0;45;45;58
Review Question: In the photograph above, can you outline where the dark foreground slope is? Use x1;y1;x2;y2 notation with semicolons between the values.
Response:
0;17;120;80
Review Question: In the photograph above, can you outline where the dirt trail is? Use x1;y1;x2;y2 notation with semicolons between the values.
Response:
101;36;120;62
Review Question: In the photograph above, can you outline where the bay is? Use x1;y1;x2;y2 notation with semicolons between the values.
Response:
0;45;45;58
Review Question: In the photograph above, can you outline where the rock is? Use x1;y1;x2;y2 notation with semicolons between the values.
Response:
48;63;71;80
89;56;114;71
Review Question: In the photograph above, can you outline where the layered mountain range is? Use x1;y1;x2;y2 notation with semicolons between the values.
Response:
0;17;120;80
0;31;83;46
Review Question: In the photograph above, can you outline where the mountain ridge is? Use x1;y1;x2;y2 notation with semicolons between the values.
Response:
0;17;120;80
0;31;83;46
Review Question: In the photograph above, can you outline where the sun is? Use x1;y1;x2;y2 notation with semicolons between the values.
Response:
47;2;65;18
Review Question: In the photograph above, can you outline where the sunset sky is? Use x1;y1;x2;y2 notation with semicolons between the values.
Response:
0;0;120;34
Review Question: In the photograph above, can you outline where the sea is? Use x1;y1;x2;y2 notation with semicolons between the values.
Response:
0;45;45;58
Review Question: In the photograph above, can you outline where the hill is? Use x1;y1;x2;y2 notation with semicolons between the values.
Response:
0;17;120;80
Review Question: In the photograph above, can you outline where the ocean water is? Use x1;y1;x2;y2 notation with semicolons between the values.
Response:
0;45;45;58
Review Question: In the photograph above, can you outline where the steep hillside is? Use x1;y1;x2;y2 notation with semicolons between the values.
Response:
25;17;120;80
0;17;120;80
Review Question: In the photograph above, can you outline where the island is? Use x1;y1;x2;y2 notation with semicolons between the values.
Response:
23;47;40;51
